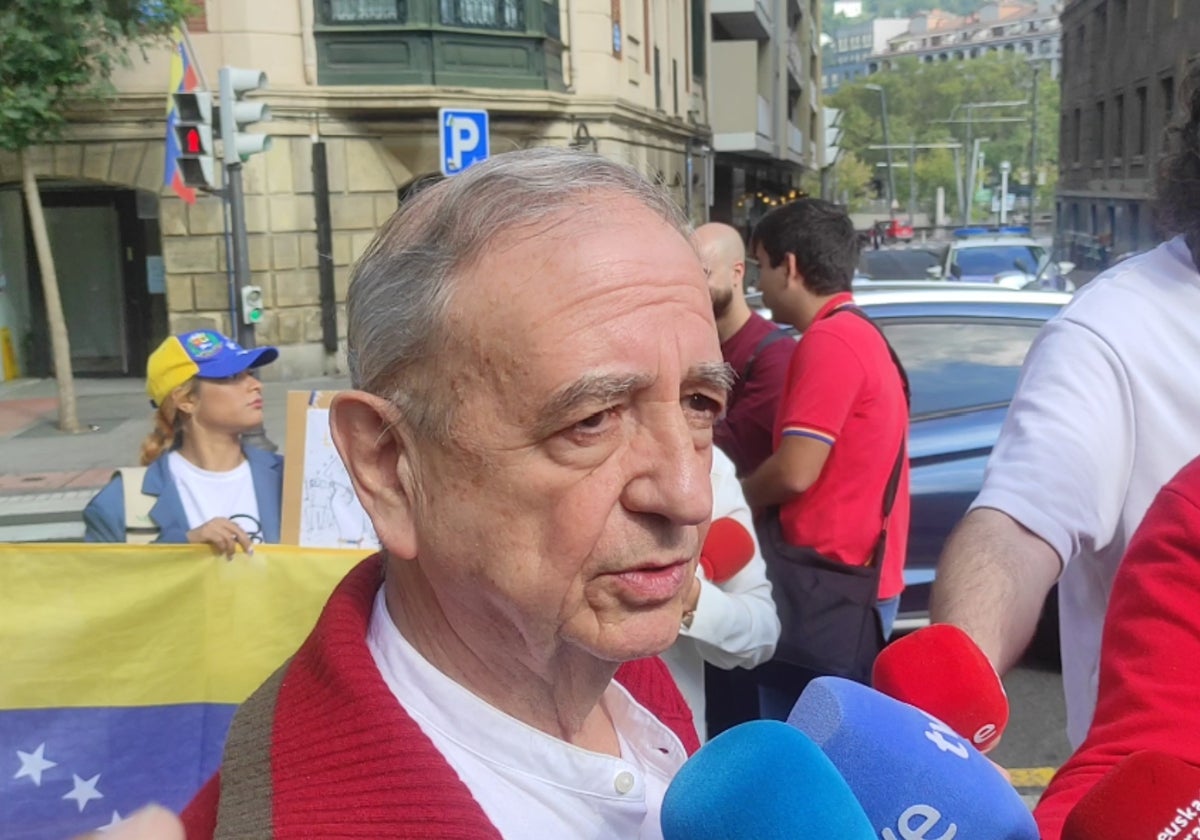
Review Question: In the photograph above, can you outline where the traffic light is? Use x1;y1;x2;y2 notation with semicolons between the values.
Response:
172;90;217;189
240;285;264;325
218;67;272;165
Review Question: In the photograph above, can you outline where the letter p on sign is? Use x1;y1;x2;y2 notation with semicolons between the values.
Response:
439;108;490;176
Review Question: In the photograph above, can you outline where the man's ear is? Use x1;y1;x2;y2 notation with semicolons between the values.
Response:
328;390;419;560
731;260;746;289
785;252;807;291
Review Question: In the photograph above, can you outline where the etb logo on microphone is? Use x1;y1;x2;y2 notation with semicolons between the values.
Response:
882;804;958;840
922;716;969;760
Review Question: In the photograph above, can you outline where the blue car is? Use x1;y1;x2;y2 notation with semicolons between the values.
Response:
750;286;1072;631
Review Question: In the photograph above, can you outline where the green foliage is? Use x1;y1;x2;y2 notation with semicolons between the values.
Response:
827;53;1059;217
0;0;193;152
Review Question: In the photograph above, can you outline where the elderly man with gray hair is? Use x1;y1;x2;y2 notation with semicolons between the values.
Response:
180;148;731;839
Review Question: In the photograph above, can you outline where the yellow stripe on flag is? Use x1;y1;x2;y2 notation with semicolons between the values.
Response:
0;544;367;709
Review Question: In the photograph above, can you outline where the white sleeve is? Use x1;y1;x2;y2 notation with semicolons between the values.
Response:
680;449;781;669
970;316;1135;569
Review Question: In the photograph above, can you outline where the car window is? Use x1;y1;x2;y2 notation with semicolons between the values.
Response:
952;245;1045;277
878;318;1045;417
859;250;940;280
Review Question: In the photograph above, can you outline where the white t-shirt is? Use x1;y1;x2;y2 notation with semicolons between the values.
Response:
167;452;261;537
970;236;1200;746
660;447;780;742
366;589;686;839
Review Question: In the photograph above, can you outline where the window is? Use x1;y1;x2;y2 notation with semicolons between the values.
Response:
1073;107;1082;162
1135;86;1147;156
439;0;524;30
879;320;1046;418
1095;100;1105;161
326;0;405;22
690;0;705;80
1114;93;1124;158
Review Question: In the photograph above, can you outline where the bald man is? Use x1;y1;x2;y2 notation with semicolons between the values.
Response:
693;223;795;739
693;223;795;479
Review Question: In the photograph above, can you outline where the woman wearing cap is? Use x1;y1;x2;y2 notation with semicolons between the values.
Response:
82;330;284;555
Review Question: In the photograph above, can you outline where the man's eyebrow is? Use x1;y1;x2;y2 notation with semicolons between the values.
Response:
535;372;651;436
687;361;735;398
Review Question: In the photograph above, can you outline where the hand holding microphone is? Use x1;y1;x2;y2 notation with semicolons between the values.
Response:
697;517;756;584
871;623;1010;753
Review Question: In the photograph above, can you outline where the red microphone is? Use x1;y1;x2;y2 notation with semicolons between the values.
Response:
1062;751;1200;840
871;623;1009;753
698;517;756;584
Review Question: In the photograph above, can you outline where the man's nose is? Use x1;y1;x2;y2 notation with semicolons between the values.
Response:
621;406;713;526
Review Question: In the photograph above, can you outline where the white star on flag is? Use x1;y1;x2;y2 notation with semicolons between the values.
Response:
99;811;124;832
14;743;57;786
63;773;104;813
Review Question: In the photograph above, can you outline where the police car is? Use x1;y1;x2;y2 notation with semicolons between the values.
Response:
928;226;1076;291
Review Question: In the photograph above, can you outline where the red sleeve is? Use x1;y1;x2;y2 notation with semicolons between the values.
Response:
1034;458;1200;839
777;328;864;444
181;772;220;839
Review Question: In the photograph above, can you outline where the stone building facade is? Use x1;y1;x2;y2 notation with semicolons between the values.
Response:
0;0;828;381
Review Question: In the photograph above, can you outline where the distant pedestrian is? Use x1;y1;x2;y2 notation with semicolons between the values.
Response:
82;330;283;554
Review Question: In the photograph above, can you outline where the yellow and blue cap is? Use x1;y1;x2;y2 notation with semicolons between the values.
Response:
146;330;278;407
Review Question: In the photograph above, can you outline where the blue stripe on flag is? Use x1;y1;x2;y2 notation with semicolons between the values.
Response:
1;704;236;839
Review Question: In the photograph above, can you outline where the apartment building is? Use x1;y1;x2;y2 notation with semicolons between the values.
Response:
1056;0;1200;261
0;0;756;380
822;16;910;94
707;0;822;237
871;1;1062;79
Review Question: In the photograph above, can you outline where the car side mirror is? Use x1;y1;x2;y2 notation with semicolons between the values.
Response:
949;264;963;279
925;266;942;278
1058;261;1076;275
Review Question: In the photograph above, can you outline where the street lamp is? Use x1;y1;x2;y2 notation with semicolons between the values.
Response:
864;84;897;220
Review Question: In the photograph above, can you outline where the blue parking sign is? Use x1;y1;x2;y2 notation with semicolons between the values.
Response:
439;108;490;177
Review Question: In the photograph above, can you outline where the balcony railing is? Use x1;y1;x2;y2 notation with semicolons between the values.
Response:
324;0;407;23
440;0;524;30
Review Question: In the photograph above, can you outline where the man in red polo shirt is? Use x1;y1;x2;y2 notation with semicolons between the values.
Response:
741;198;909;720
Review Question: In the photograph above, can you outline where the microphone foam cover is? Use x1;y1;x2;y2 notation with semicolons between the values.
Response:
661;720;875;840
700;516;756;584
790;676;1037;840
1062;751;1200;840
872;623;1009;751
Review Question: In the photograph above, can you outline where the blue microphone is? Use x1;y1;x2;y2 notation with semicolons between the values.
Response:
789;676;1038;840
661;720;874;839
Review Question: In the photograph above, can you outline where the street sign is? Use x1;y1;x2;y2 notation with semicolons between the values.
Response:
439;108;490;177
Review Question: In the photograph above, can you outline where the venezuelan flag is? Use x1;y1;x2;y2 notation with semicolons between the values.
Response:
164;28;200;204
0;544;365;839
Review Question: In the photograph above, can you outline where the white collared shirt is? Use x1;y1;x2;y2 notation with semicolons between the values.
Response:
366;589;686;839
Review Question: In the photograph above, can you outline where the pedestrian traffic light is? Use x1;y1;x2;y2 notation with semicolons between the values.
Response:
240;285;264;325
173;91;217;190
218;67;272;165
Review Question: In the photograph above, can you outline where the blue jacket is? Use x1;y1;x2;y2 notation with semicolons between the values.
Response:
82;447;284;544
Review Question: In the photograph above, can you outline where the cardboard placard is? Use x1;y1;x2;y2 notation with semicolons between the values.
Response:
280;391;380;549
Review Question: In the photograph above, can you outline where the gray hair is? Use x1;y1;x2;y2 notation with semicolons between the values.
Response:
346;147;691;441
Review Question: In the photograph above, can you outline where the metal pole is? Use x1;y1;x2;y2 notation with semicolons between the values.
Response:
219;66;275;452
1029;63;1041;223
313;139;337;354
1000;161;1010;225
953;146;964;225
908;136;917;222
879;91;896;219
964;106;973;225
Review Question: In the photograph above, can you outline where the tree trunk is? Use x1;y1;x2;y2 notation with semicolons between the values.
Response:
21;149;80;434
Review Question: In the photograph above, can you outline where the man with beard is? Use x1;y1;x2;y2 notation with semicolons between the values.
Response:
692;223;793;737
693;223;795;479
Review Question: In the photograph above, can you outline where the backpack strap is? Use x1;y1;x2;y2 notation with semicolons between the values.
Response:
740;327;792;382
117;467;159;545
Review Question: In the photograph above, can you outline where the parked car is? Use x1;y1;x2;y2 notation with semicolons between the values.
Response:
929;226;1077;291
746;286;1071;636
857;247;941;282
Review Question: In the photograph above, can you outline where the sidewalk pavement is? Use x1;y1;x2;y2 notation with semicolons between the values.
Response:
0;374;351;540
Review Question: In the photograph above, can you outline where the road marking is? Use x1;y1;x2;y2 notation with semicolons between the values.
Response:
1009;767;1057;788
